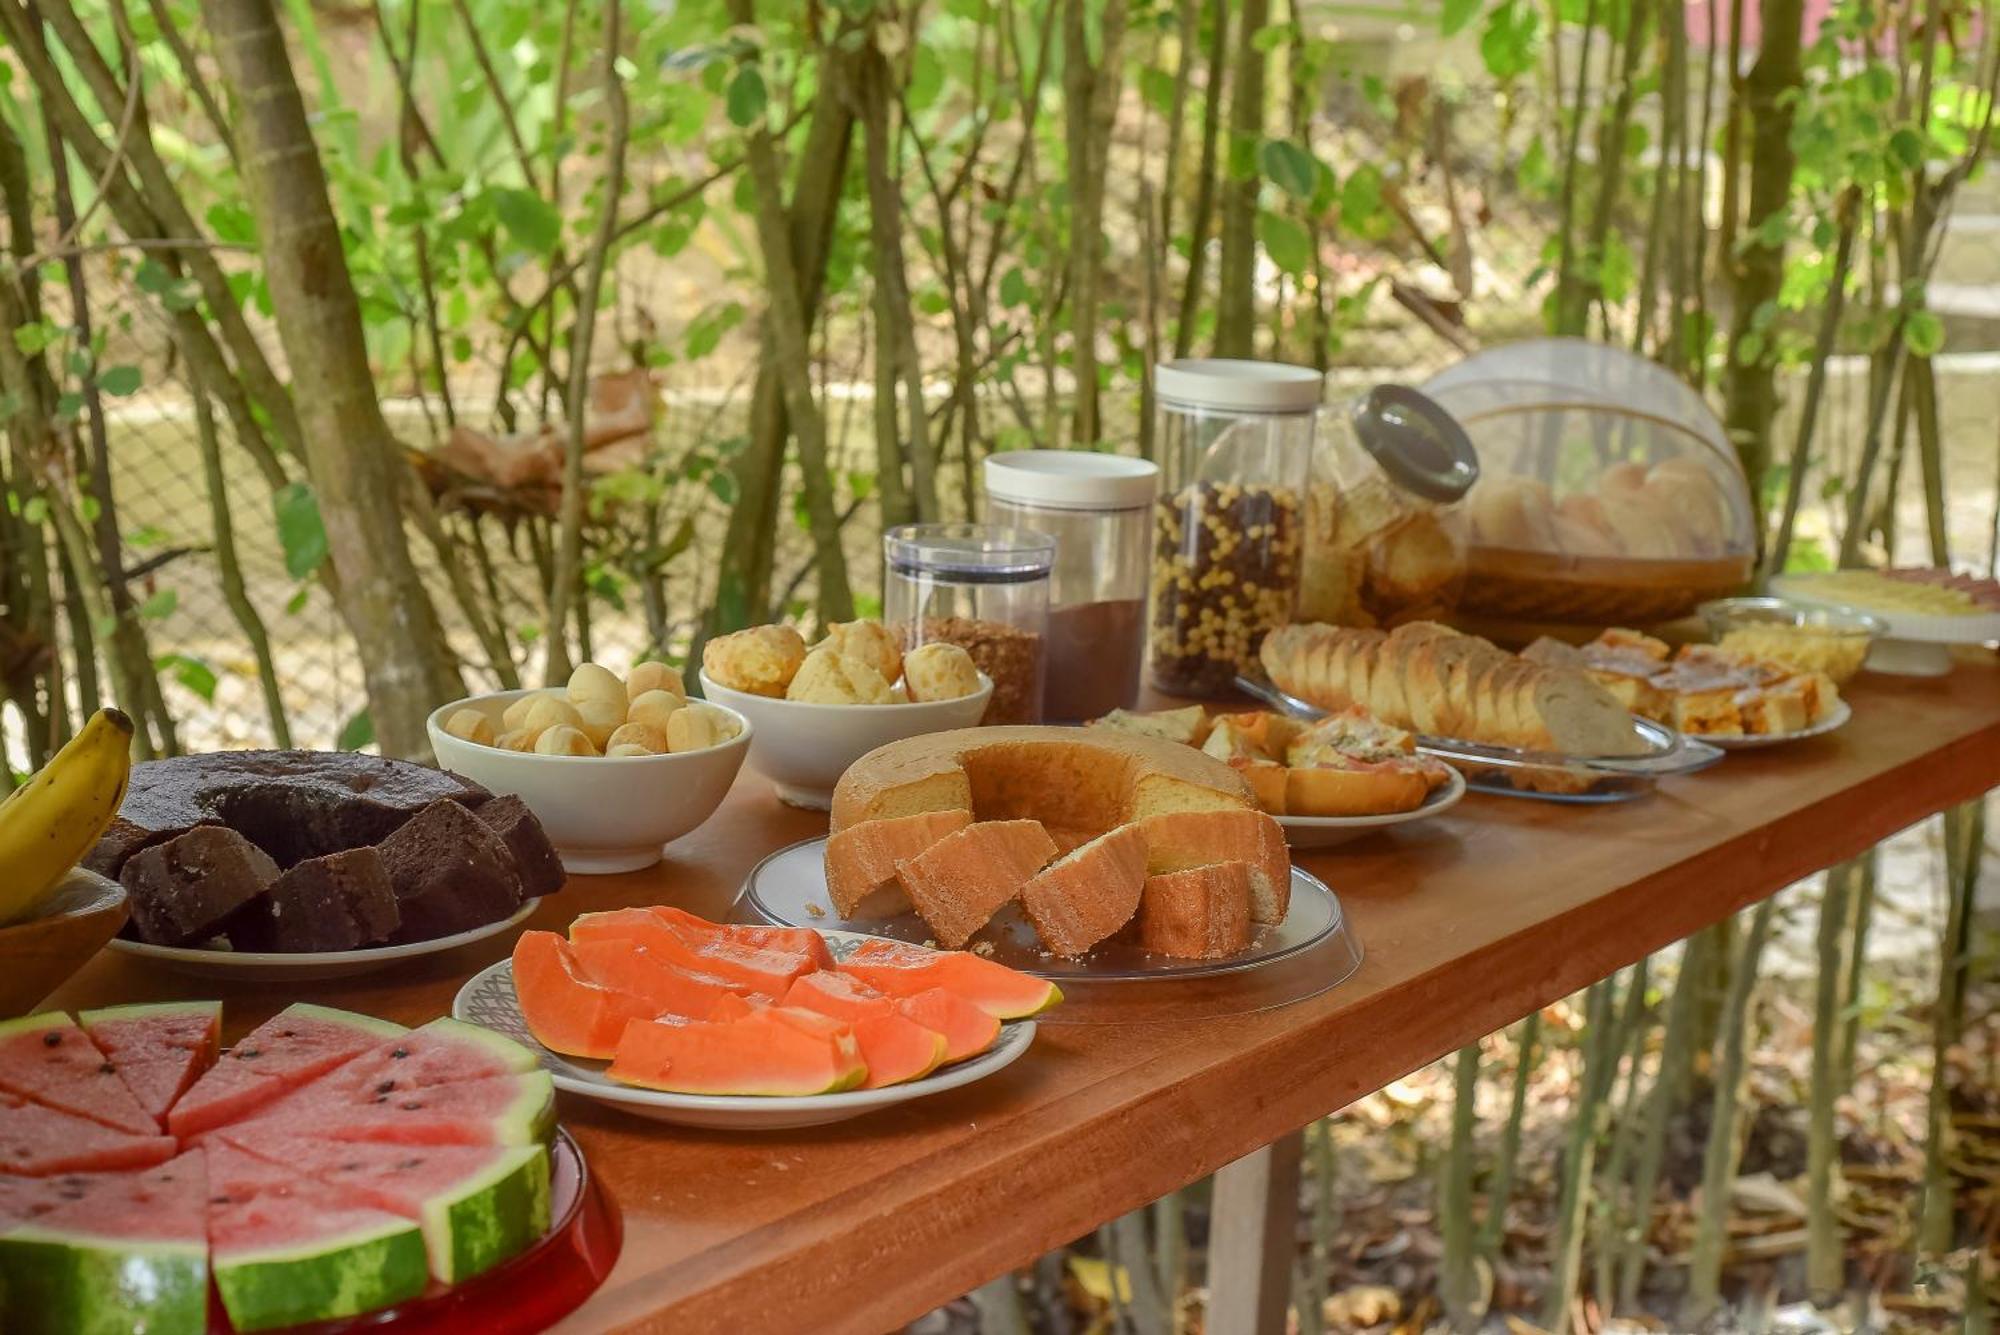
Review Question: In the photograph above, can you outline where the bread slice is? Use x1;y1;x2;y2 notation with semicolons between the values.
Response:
1139;862;1253;958
1134;809;1290;924
1532;672;1647;757
1018;825;1149;957
824;809;974;916
1090;705;1211;747
896;819;1057;948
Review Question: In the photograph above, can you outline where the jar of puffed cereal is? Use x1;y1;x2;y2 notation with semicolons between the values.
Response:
1151;360;1321;696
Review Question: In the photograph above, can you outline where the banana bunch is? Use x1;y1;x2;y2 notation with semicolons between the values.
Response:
0;708;134;925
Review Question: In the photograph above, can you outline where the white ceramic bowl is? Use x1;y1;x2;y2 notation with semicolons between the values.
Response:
427;690;751;875
698;669;993;810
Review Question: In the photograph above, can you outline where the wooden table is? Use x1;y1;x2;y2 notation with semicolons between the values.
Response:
47;659;2000;1335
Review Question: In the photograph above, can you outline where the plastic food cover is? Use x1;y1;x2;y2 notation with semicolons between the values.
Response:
1419;339;1756;625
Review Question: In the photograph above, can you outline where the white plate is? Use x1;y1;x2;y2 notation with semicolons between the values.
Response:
106;900;540;982
1276;767;1468;849
1688;698;1853;751
452;936;1037;1130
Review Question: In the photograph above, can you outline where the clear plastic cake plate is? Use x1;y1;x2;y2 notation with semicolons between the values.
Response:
735;838;1364;1023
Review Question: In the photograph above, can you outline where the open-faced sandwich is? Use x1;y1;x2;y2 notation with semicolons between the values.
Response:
1524;629;1841;740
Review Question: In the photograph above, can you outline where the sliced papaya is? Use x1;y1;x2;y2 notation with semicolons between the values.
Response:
570;911;815;997
838;940;1061;1019
649;906;836;971
782;973;948;1088
569;939;745;1021
896;986;1003;1063
607;1009;866;1096
511;931;658;1059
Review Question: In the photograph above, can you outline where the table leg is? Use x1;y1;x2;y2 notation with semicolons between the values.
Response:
1204;1129;1304;1335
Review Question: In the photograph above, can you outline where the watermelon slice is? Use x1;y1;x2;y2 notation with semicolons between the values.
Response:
782;972;948;1088
571;938;745;1020
609;1007;866;1095
839;939;1062;1018
168;1003;405;1139
896;987;1003;1063
570;908;817;996
306;1016;541;1104
512;930;659;1059
0;1095;176;1177
244;1070;556;1148
217;1126;552;1285
207;1144;430;1334
0;1012;160;1135
648;905;837;970
78;1001;222;1130
0;1150;207;1335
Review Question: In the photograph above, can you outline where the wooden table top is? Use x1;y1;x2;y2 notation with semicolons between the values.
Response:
46;657;2000;1335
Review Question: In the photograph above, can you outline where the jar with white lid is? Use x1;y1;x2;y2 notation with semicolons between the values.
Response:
884;523;1055;725
1151;359;1323;696
983;451;1159;721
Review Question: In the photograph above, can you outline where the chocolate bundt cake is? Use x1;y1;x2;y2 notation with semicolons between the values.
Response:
93;750;562;954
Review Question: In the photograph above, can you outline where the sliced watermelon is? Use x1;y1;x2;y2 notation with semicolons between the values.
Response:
608;1007;866;1096
782;972;948;1088
168;1003;405;1139
897;987;1003;1063
571;938;744;1020
0;1150;208;1335
648;905;837;970
208;1156;430;1334
0;1095;176;1177
218;1126;553;1285
570;909;816;996
78;1000;222;1130
839;939;1062;1018
245;1070;556;1148
512;930;659;1059
0;1012;160;1134
306;1016;541;1105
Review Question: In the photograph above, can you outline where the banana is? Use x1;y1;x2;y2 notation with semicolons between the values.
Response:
0;708;135;924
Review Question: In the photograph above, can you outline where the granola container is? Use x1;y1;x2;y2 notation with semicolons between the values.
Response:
884;523;1055;725
983;451;1158;721
1297;384;1479;630
1151;359;1321;696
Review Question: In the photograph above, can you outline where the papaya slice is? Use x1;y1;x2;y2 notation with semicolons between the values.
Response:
511;931;658;1059
896;987;1002;1063
569;939;744;1021
782;973;948;1088
607;1009;866;1096
648;906;836;971
570;911;816;997
838;940;1061;1019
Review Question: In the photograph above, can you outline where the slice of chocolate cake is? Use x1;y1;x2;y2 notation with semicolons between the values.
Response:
224;847;401;953
377;800;525;943
120;827;279;946
474;796;564;898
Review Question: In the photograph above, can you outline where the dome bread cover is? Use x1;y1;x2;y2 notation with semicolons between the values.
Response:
1420;339;1755;624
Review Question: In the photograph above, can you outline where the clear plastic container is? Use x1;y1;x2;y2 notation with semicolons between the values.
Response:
1298;384;1480;629
1151;359;1322;696
884;524;1055;725
983;451;1158;721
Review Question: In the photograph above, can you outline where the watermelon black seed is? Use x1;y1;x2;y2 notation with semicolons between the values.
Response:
210;1194;235;1206
279;1030;297;1038
237;1048;260;1060
392;1048;409;1059
98;1062;116;1075
373;1095;389;1104
40;1032;60;1047
399;1159;422;1170
376;1080;397;1094
400;1101;421;1110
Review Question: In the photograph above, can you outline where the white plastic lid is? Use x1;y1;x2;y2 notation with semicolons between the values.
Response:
983;451;1160;511
1155;358;1324;414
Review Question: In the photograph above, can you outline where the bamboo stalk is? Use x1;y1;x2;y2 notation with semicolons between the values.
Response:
1173;0;1227;359
1768;187;1862;573
1308;1121;1337;1330
1686;898;1779;1326
1807;866;1854;1305
1920;802;1982;1254
1212;0;1267;357
1549;0;1603;338
1594;954;1653;1310
858;50;920;532
1439;1043;1482;1331
1837;853;1876;1092
1111;1208;1171;1332
1544;979;1618;1334
1152;1189;1185;1331
1478;1010;1540;1259
1619;929;1715;1308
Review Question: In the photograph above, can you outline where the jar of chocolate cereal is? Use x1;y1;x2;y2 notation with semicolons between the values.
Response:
1151;359;1322;696
884;524;1054;725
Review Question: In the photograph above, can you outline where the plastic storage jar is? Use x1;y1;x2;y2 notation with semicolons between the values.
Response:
983;451;1159;721
884;523;1056;725
1151;359;1323;695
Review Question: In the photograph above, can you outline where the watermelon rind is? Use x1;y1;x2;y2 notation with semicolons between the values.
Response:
407;1016;541;1075
0;1012;66;1043
420;1144;553;1284
276;1002;408;1042
213;1212;429;1333
76;999;223;1030
0;1225;206;1335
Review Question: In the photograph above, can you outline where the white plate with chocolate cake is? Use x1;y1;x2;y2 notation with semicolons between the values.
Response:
91;750;565;979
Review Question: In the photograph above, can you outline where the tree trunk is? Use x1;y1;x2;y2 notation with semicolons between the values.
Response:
1212;0;1267;358
1719;0;1805;493
1062;0;1130;445
202;0;463;756
1173;0;1228;359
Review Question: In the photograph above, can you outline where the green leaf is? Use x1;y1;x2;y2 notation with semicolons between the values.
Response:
1440;0;1481;36
12;321;57;356
726;64;768;128
1257;211;1314;275
1139;66;1177;115
284;586;309;616
1905;309;1944;357
1259;140;1318;200
273;482;329;580
97;365;141;397
155;652;218;703
126;524;169;549
337;709;374;753
136;588;178;620
490;188;561;253
999;267;1031;307
1886;126;1925;171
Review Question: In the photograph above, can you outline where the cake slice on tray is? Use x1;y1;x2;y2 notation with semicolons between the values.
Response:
1139;862;1253;959
896;819;1057;949
1017;825;1148;957
1135;809;1290;924
823;809;973;916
